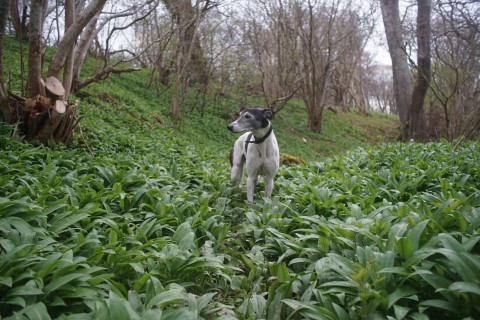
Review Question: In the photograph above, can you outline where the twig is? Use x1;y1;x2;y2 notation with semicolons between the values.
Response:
7;90;26;101
452;136;465;153
12;120;21;138
78;122;94;157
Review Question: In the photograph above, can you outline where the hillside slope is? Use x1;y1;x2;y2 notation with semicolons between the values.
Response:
1;36;399;162
77;68;399;162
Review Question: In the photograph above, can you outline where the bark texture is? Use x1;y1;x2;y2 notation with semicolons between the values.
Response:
380;0;411;140
408;0;431;141
26;0;46;98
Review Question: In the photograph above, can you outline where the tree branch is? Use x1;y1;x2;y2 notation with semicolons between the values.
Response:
77;66;141;90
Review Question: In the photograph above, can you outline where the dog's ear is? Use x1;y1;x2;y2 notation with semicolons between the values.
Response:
263;108;274;120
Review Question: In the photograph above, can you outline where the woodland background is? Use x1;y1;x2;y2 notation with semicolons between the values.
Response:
0;0;479;145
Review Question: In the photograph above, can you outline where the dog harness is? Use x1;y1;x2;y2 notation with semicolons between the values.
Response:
245;124;273;153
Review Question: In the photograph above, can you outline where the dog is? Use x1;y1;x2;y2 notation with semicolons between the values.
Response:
227;107;279;202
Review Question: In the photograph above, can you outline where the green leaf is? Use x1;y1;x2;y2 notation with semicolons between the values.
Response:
6;285;44;297
50;212;89;233
407;220;429;251
394;237;414;259
196;292;216;313
276;262;291;282
87;273;114;286
109;230;118;245
438;233;466;253
418;299;457;313
129;187;149;209
172;222;194;251
145;289;186;309
44;273;89;296
145;277;164;306
140;308;163;320
387;286;418;308
0;276;13;287
282;299;336;320
449;282;480;296
23;302;52;320
109;291;140;320
393;304;410;320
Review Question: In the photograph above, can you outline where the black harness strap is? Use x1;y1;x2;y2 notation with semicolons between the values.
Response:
244;133;253;153
244;124;273;153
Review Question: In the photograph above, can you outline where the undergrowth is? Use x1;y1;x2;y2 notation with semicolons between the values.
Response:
1;113;479;319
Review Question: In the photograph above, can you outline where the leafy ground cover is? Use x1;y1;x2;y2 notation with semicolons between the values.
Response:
1;103;479;319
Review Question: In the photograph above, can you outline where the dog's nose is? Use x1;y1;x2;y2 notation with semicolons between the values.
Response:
227;124;233;131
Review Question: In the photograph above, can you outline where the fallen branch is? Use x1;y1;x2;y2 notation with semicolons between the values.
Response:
77;66;141;90
7;90;26;101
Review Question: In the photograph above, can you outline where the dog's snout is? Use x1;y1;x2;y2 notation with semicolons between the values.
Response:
227;124;234;131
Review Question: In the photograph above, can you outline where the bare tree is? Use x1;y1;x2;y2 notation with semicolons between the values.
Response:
244;0;302;114
298;0;360;132
0;0;9;98
25;0;48;98
161;0;218;121
365;65;395;114
162;0;213;85
408;0;431;141
381;0;433;141
429;1;480;139
380;0;411;140
71;1;160;93
330;4;376;114
9;0;29;41
46;0;108;79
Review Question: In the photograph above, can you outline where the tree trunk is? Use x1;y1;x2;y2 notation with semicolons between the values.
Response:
162;0;209;85
71;13;99;93
307;105;324;133
26;0;46;98
9;0;28;41
47;0;107;78
0;0;9;98
62;0;76;98
408;0;431;141
380;0;411;141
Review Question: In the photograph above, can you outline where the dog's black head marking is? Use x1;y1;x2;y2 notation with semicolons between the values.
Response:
239;107;273;128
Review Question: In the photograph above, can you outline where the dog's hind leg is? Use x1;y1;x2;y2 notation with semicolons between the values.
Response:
246;175;255;202
264;176;274;198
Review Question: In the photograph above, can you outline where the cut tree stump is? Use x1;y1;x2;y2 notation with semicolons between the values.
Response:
36;108;65;142
55;100;66;113
45;76;65;98
0;84;78;145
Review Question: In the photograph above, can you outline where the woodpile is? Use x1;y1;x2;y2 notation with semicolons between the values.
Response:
0;76;78;145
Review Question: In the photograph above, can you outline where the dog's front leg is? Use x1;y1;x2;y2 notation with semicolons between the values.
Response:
246;175;256;203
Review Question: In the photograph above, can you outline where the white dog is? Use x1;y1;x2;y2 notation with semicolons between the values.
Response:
227;107;279;202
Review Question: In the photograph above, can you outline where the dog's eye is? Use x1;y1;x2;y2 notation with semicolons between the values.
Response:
245;114;251;119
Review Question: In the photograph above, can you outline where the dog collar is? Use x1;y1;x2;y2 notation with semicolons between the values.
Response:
245;123;273;152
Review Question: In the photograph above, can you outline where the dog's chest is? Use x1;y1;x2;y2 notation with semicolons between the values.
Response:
246;142;279;175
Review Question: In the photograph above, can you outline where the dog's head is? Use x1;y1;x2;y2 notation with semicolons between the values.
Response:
227;107;273;133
